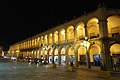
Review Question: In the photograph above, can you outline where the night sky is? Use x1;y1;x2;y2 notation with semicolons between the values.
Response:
0;0;120;51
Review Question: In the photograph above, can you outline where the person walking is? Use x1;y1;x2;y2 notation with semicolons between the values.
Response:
69;56;74;67
113;58;118;71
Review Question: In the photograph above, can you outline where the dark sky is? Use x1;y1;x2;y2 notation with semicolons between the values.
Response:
0;0;120;51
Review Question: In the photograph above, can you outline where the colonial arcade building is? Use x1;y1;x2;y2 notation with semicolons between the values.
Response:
8;6;120;71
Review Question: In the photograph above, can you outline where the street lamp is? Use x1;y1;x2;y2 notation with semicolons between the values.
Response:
83;37;91;68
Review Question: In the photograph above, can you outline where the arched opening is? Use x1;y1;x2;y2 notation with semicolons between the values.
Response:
110;44;120;55
49;49;52;64
32;39;35;47
107;15;120;37
54;48;58;64
31;51;34;59
90;44;101;66
34;38;37;47
60;48;66;65
54;31;58;44
28;51;32;58
41;36;44;46
87;18;99;39
41;49;44;61
48;33;53;44
37;37;40;47
76;22;85;40
59;28;65;43
34;50;37;58
36;50;40;58
44;49;48;60
78;46;86;65
67;26;74;42
110;43;120;70
67;46;75;65
44;35;48;45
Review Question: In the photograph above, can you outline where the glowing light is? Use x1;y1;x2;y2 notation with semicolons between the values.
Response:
61;30;65;35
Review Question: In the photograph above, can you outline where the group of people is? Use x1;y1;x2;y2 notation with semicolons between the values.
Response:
28;57;48;65
28;57;41;65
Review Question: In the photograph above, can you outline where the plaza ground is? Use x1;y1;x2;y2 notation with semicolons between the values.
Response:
0;61;120;80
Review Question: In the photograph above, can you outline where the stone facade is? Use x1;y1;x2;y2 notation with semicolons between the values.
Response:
8;5;120;71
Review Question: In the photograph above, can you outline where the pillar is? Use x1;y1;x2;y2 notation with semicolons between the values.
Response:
58;48;61;65
101;40;112;71
86;48;91;68
47;50;49;63
65;48;69;67
65;29;67;43
52;33;54;45
52;48;54;64
98;6;112;71
74;27;76;42
39;49;41;59
75;49;79;67
58;31;60;44
84;25;91;68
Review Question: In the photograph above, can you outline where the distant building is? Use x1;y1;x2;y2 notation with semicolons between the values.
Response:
8;4;120;71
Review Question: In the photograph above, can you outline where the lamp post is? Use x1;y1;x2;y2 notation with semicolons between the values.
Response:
84;37;91;68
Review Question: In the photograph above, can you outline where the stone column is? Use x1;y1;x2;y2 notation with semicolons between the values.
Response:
65;48;69;67
101;39;112;71
98;7;112;71
84;25;91;68
58;48;61;65
47;50;49;63
74;27;76;42
75;48;79;67
58;32;60;44
47;35;49;45
39;49;41;59
65;29;67;43
52;48;54;64
52;33;54;45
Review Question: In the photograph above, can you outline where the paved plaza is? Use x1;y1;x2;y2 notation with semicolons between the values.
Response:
0;61;120;80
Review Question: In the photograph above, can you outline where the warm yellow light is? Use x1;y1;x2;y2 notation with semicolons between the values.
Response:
83;41;90;49
38;37;40;41
61;30;65;35
80;43;84;46
76;25;83;31
12;51;14;53
85;37;88;40
16;50;20;53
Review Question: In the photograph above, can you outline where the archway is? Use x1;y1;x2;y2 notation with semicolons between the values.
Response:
48;33;53;44
67;26;74;42
107;15;120;37
87;18;99;38
60;48;66;65
76;22;85;40
40;36;44;46
54;48;58;64
36;50;39;58
90;44;101;66
44;35;48;45
59;28;65;43
67;46;75;65
77;46;86;65
110;43;120;71
49;49;52;64
54;31;58;44
41;49;44;61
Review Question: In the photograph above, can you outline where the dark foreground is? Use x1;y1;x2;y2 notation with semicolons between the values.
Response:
0;60;120;80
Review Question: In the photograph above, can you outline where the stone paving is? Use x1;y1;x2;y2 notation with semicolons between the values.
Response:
0;61;120;80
